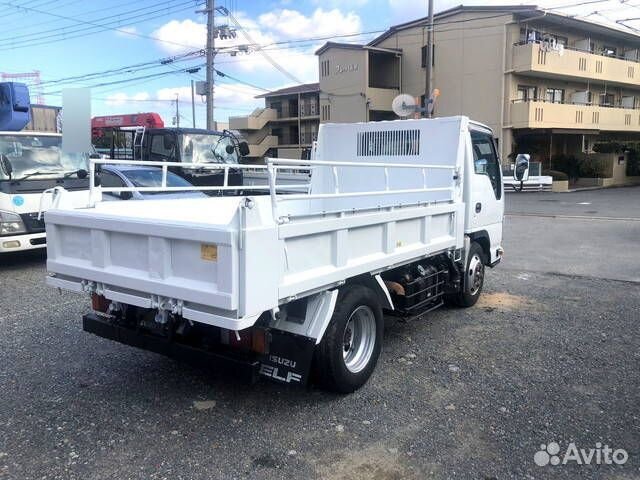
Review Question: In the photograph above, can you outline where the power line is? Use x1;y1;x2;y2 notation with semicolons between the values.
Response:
37;51;204;87
0;0;204;50
223;7;303;84
0;0;94;34
41;64;206;96
214;69;269;91
0;0;196;45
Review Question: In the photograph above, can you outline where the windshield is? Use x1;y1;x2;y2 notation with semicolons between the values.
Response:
0;134;89;181
122;169;194;189
181;133;238;165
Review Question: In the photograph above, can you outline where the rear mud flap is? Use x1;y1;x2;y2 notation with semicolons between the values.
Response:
258;330;316;386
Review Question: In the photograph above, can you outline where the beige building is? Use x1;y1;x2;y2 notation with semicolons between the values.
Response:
229;83;319;161
317;5;640;165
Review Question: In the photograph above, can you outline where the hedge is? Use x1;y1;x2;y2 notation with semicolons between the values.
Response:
542;169;569;181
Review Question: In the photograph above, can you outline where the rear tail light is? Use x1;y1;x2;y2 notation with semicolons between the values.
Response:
91;294;110;313
251;328;269;354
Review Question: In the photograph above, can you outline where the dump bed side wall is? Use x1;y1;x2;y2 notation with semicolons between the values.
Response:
277;202;464;299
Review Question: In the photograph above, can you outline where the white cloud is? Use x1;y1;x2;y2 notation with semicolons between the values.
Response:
132;92;150;101
104;92;129;106
152;19;207;53
258;8;362;39
152;7;364;86
157;86;194;101
99;83;262;121
311;0;369;8
116;25;139;37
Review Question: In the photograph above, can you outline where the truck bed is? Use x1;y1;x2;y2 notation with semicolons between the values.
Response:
46;117;468;331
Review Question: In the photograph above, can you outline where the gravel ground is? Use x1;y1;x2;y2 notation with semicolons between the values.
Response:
1;188;639;479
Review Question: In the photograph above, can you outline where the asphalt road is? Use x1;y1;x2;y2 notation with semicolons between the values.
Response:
1;188;639;479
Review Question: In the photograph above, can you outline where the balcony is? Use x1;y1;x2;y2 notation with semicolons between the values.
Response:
366;87;399;111
512;42;640;88
228;108;276;131
511;100;640;132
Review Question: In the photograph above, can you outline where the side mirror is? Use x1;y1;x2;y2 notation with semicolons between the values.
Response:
225;144;235;154
77;169;88;179
89;153;101;159
120;191;133;200
0;154;13;179
514;154;530;182
238;141;250;157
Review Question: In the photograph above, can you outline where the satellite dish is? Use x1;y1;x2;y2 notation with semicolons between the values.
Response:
392;94;417;118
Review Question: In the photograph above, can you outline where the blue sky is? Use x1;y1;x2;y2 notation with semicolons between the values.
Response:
2;0;637;127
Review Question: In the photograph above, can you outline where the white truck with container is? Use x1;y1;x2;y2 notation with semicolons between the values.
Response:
45;116;503;392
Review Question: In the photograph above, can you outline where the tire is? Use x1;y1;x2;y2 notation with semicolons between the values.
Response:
314;285;383;393
451;241;486;308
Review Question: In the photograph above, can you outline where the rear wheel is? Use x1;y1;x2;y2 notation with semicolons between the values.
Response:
451;242;486;308
314;285;383;393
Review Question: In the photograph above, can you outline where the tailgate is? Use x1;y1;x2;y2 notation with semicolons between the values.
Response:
45;206;241;324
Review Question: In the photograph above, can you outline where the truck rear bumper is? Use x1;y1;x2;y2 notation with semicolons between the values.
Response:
82;313;261;384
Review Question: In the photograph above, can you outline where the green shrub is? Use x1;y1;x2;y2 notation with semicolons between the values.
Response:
550;154;580;180
627;149;640;176
593;142;625;154
578;157;609;178
542;169;568;181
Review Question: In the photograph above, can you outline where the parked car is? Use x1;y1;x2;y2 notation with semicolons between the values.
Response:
99;164;207;201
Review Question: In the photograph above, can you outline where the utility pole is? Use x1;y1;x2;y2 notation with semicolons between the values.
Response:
175;93;180;128
191;79;196;128
206;0;215;130
424;0;434;118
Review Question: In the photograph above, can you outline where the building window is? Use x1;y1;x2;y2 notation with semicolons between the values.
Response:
516;85;537;102
600;93;615;106
321;104;331;121
546;88;565;104
421;45;435;68
519;28;567;47
321;60;330;77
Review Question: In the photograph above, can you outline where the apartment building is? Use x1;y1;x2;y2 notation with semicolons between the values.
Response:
316;5;640;164
229;83;319;161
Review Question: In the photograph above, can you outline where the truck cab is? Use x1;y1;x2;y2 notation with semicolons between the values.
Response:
107;127;248;189
0;131;90;253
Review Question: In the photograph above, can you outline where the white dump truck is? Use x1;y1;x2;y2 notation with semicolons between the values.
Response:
45;116;504;392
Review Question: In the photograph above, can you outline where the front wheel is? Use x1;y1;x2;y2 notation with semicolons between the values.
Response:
314;285;383;393
450;242;486;308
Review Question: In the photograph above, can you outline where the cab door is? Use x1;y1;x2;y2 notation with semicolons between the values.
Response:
465;126;504;263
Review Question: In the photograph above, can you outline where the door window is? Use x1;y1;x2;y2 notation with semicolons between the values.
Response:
471;130;502;200
150;134;174;159
100;171;125;197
